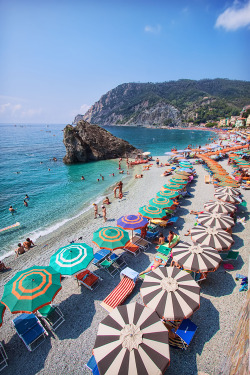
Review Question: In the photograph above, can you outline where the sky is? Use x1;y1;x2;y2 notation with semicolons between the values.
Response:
0;0;250;124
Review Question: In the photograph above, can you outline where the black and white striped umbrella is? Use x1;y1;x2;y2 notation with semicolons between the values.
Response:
141;267;200;321
204;200;236;214
190;225;234;251
214;192;241;204
93;302;170;375
172;241;221;272
197;212;235;230
214;187;241;196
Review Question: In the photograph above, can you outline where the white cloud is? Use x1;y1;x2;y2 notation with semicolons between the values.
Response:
144;24;161;34
21;108;42;117
215;0;250;30
0;103;11;113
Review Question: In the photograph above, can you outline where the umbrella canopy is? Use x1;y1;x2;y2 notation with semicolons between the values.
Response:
214;187;241;196
217;181;239;188
117;215;148;230
172;174;189;180
93;226;130;251
142;151;151;156
190;225;234;251
93;302;170;375
169;179;187;185
204;200;236;214
49;243;94;276
171;241;221;272
149;197;174;209
141;267;200;321
156;190;180;199
0;302;6;327
197;212;235;230
162;183;184;190
214;192;241;204
1;266;62;314
138;205;166;220
178;168;193;173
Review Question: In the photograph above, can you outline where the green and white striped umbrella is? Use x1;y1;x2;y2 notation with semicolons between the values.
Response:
50;243;94;276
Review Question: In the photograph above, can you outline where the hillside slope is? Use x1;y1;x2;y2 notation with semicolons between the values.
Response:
74;79;250;126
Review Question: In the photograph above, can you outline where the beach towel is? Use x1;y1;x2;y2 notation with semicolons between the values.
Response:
223;263;234;270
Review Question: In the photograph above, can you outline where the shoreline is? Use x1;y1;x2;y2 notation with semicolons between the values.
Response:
0;152;249;375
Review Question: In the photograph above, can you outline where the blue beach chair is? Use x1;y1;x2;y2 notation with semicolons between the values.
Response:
175;319;197;350
86;355;100;375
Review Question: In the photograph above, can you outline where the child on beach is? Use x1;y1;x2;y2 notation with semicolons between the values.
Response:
102;205;107;222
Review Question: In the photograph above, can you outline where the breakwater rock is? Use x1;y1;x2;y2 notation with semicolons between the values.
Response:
63;120;139;164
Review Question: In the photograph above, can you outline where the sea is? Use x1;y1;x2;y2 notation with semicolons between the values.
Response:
0;124;215;258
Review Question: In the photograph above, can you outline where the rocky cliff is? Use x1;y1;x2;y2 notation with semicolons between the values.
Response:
63;120;139;164
73;79;250;126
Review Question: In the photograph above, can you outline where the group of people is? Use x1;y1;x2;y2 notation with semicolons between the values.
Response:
9;195;29;213
113;181;123;199
15;238;35;257
93;203;107;222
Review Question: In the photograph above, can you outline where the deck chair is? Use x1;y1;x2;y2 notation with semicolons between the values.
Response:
13;313;48;351
37;305;65;332
139;254;169;280
99;259;119;277
156;245;172;258
86;355;100;375
100;276;136;312
220;251;239;261
109;253;127;270
123;241;141;256
204;175;210;184
0;342;8;371
131;235;150;250
75;270;102;291
175;319;197;349
166;216;179;226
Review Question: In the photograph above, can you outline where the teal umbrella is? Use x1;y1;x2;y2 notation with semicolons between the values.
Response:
0;302;6;327
156;190;180;199
50;243;94;276
162;183;184;190
138;205;166;220
149;197;174;209
93;226;130;251
1;266;62;314
169;179;187;185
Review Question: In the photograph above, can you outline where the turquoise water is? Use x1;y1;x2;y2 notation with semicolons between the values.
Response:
0;124;214;258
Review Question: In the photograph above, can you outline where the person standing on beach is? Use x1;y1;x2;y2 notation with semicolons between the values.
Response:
93;203;100;219
113;185;119;198
102;205;107;222
156;158;160;167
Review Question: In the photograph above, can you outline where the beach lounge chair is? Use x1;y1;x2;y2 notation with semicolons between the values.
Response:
37;305;65;332
220;251;239;262
86;355;100;375
75;270;102;291
175;319;197;350
99;259;119;277
13;313;48;351
156;245;172;258
131;235;150;250
139;253;169;280
166;216;179;226
109;253;127;270
123;241;141;256
0;342;8;371
100;274;137;312
134;229;159;242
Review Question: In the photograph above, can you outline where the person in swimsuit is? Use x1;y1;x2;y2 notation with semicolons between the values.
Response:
139;256;167;275
93;203;100;219
15;243;25;257
23;238;34;250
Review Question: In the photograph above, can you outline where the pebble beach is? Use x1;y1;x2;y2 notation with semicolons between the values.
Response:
0;155;249;375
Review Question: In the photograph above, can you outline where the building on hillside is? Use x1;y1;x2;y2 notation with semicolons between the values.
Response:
235;118;246;128
246;115;250;127
218;119;226;127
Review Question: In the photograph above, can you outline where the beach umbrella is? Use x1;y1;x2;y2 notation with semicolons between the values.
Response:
178;168;193;173
197;212;235;230
172;174;189;180
214;187;241;196
138;205;166;220
204;200;236;214
49;243;94;276
93;302;170;375
190;225;234;251
149;197;174;209
217;181;239;188
156;190;180;199
141;267;200;321
142;151;151;156
93;226;130;251
214;192;241;204
162;183;184;190
1;266;62;314
169;179;187;185
172;241;221;272
117;215;148;231
175;170;190;177
0;302;6;327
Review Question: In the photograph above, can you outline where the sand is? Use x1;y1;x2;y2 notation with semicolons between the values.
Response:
0;156;249;375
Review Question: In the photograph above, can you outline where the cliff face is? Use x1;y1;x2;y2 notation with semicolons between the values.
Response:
73;79;250;126
63;120;139;164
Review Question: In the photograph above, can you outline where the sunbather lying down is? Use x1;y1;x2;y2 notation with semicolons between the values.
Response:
139;256;167;276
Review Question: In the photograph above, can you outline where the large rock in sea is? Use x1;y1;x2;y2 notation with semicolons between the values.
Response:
63;120;139;164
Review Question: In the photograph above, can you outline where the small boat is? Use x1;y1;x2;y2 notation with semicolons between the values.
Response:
0;222;20;233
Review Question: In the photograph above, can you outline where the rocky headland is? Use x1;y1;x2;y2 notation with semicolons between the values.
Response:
63;120;139;164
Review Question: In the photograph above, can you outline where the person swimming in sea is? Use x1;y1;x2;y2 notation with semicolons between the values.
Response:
9;206;16;213
24;200;28;207
25;194;29;200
